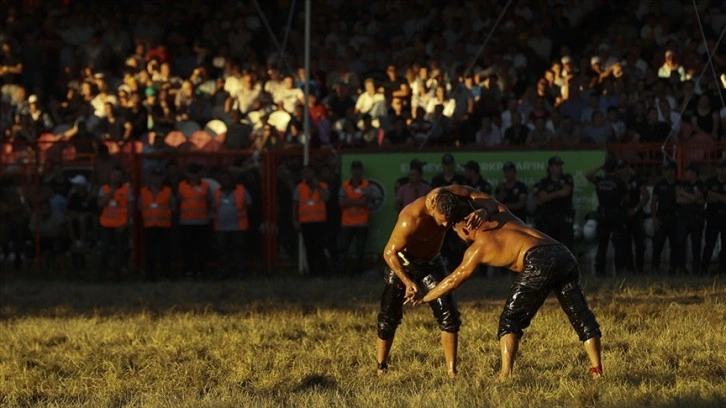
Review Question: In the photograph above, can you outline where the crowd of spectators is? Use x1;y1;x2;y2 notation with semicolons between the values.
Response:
1;0;726;276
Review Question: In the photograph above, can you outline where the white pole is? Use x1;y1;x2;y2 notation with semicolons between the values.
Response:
299;0;311;275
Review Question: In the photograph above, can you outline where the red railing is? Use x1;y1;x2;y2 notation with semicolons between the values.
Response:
2;141;724;275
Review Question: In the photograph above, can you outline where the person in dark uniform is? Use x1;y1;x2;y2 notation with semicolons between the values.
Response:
675;163;705;275
463;161;492;194
586;159;628;277
650;160;680;274
534;156;574;250
394;159;428;195
702;158;726;275
495;161;529;222
431;153;467;270
618;159;650;274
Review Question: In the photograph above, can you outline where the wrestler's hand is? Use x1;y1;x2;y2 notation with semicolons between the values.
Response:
403;282;420;305
465;208;489;229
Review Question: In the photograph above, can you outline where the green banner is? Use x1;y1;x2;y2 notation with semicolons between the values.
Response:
341;150;607;255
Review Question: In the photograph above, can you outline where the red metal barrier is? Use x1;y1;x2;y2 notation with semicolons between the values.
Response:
3;141;725;276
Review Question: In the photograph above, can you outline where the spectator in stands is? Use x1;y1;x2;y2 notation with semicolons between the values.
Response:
475;115;502;146
553;115;582;146
275;75;304;114
658;50;686;82
502;111;528;146
582;111;615;144
526;116;554;147
691;94;719;140
635;107;672;143
354;78;386;120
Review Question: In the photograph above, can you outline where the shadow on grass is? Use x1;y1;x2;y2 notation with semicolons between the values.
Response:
0;274;720;319
293;374;338;392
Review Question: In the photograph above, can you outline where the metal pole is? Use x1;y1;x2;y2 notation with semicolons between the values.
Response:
299;0;311;275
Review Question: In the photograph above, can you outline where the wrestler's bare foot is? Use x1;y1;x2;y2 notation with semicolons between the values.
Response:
447;368;457;378
377;362;388;377
497;370;512;382
377;368;386;377
588;365;603;379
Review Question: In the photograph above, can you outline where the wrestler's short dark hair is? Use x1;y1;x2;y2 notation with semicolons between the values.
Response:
434;190;467;224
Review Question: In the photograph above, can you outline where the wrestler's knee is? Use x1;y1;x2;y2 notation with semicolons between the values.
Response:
377;312;400;340
436;308;461;332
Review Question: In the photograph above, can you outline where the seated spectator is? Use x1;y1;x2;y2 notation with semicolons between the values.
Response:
657;50;686;81
354;78;386;119
526;117;554;147
384;117;412;146
580;93;601;125
552;115;582;146
690;94;719;140
409;107;433;143
339;119;363;147
657;98;681;135
500;97;524;132
475;115;502;146
275;75;304;114
22;95;53;139
95;102;131;142
324;82;356;123
425;86;456;119
606;106;627;142
582;110;615;144
502;112;529;146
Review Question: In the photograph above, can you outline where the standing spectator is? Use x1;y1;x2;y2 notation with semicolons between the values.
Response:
431;153;466;269
139;167;174;281
495;161;529;222
66;174;95;271
338;160;371;276
97;166;132;281
619;160;649;275
586;160;628;277
395;165;431;212
178;163;213;278
28;199;67;271
293;166;330;277
534;156;575;250
651;160;680;274
463;161;491;194
702;159;726;275
213;170;252;279
675;163;705;275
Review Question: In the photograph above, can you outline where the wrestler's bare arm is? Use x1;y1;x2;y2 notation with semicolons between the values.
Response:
382;213;418;289
420;244;484;303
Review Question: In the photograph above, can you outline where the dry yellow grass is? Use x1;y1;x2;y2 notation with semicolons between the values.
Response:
1;276;725;408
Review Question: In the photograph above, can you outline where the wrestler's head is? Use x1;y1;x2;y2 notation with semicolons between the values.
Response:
429;190;468;228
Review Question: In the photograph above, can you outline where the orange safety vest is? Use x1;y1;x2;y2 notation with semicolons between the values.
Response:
178;180;210;222
341;178;371;226
214;185;249;231
140;186;173;228
99;183;130;228
297;181;328;223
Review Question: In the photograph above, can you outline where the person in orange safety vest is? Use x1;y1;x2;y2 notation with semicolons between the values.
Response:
293;166;330;277
213;170;253;279
338;160;372;276
178;163;213;278
139;166;176;281
97;166;133;281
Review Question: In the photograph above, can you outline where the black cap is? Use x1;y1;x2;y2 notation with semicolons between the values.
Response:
662;160;677;170
685;162;700;174
410;158;426;170
548;156;564;166
351;160;364;169
464;160;480;172
151;167;164;176
442;153;455;165
502;161;516;171
716;158;726;168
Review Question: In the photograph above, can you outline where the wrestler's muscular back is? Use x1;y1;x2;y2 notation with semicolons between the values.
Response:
397;197;447;260
454;210;558;272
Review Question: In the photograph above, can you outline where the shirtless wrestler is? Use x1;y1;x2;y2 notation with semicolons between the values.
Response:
376;185;490;378
416;186;603;380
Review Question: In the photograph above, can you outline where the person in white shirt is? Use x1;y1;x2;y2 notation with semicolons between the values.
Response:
354;78;386;118
657;50;686;81
274;75;304;114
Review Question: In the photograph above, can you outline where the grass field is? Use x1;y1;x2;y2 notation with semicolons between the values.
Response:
1;274;725;408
